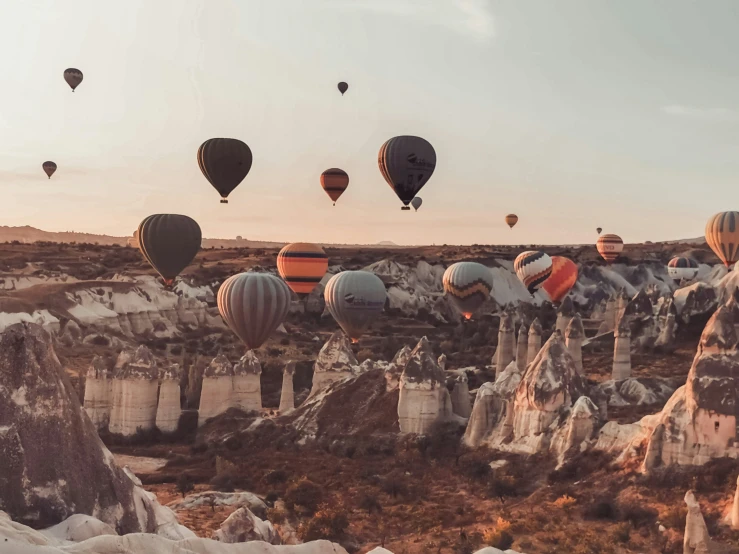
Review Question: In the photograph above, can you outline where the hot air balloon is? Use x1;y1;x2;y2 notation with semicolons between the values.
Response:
197;138;253;203
63;68;83;91
378;136;436;210
320;168;349;205
218;273;292;351
514;251;552;295
324;271;386;342
277;243;328;296
705;212;739;267
337;82;348;95
596;234;624;263
596;227;602;235
505;214;518;229
442;262;494;320
138;214;201;286
541;256;578;303
42;161;57;179
667;257;699;283
411;197;422;212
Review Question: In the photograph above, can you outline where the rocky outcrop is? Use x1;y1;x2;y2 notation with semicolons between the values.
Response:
655;298;677;352
451;374;471;418
385;345;412;392
612;319;632;380
731;475;739;530
516;323;528;371
565;314;584;375
212;507;279;544
83;355;113;431
232;351;262;412
494;311;515;376
684;491;711;554
310;332;358;396
280;361;296;413
527;318;542;366
596;377;678;408
398;337;452;434
555;296;574;336
156;363;181;433
551;396;599;464
198;352;234;426
108;346;159;436
0;322;163;532
598;294;617;334
437;353;447;371
675;282;718;324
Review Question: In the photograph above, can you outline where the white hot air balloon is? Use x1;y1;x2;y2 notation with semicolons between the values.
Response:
324;271;386;342
514;251;552;295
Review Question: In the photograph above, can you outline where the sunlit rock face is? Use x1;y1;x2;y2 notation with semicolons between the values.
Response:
612;318;632;381
309;331;358;396
526;318;542;366
279;361;296;413
108;346;159;436
198;352;234;427
156;363;182;433
83;355;113;431
385;345;412;393
565;313;584;375
232;351;262;412
451;374;471;418
494;310;515;377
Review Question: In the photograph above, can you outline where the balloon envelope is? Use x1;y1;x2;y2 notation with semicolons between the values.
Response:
197;138;253;203
505;214;518;229
320;168;349;204
338;82;348;95
324;271;386;342
596;234;624;263
277;243;328;295
63;68;83;91
218;272;292;350
705;212;739;267
541;256;578;303
667;257;699;282
514;251;553;295
42;161;57;179
411;197;422;211
378;136;436;209
137;214;201;286
596;227;602;235
442;262;494;319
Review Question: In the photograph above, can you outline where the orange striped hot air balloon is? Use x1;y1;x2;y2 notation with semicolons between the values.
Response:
705;212;739;267
277;243;328;295
541;256;578;303
505;214;518;229
320;168;349;205
596;234;623;263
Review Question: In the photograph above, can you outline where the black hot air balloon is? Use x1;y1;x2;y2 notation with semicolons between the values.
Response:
197;138;253;203
63;68;83;92
378;136;436;210
42;161;57;179
337;82;348;95
138;214;201;286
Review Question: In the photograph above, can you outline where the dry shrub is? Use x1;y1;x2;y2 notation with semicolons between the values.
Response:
611;522;631;543
266;506;287;524
661;505;688;532
582;497;618;520
297;502;349;542
284;477;324;514
553;494;577;511
618;501;658;528
482;517;513;550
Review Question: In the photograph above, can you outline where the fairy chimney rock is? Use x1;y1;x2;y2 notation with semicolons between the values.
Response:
565;313;585;375
232;350;262;412
310;331;358;396
611;318;632;381
451;374;471;418
279;360;296;413
385;345;412;392
527;318;543;366
516;324;529;371
108;346;159;436
156;363;181;433
555;296;575;335
495;311;515;376
83;355;113;430
198;351;234;426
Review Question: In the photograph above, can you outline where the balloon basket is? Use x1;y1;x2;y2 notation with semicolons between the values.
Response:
401;206;411;211
220;199;228;204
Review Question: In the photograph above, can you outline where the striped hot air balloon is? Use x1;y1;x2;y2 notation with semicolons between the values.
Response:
596;234;624;263
705;212;739;267
63;68;83;91
218;273;292;350
197;138;253;203
42;161;57;179
667;257;699;283
514;251;552;295
324;271;386;342
320;168;349;205
505;214;518;229
277;243;328;295
138;214;201;286
442;262;494;320
541;256;578;303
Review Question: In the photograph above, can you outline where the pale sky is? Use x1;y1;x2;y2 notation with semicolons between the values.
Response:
1;0;738;245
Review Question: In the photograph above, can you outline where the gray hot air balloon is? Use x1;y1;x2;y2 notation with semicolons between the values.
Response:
442;262;494;319
138;214;201;286
378;135;436;210
324;270;386;342
63;68;83;92
411;197;422;211
218;273;292;350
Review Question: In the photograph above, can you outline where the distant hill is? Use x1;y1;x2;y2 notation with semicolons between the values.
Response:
376;241;399;246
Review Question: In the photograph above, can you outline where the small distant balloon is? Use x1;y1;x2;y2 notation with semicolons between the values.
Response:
596;234;624;264
514;251;552;295
277;242;329;296
320;168;349;205
411;197;422;212
667;257;699;283
378;136;436;210
705;212;739;267
197;138;253;203
63;68;83;92
337;82;348;95
443;262;494;320
505;214;518;229
596;227;602;235
42;161;57;179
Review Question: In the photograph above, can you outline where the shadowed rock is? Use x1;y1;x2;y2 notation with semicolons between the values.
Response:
526;318;542;366
612;318;632;380
279;361;296;413
565;314;585;375
232;351;262;412
310;331;358;396
198;352;234;426
156;363;181;433
495;311;515;376
109;346;158;436
555;296;575;335
385;345;412;392
83;355;113;431
516;323;528;371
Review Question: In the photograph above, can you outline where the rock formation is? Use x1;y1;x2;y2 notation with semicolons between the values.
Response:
437;353;447;371
565;313;584;375
615;288;630;327
677;282;718;324
516;323;528;371
0;322;164;532
232;351;262;412
731;475;739;530
551;396;599;464
555;296;574;336
108;346;159;436
597;293;617;334
451;374;471;418
83;355;113;431
198;352;234;426
309;331;358;396
385;345;412;392
655;297;678;352
156;363;181;433
684;490;711;554
612;318;632;380
279;361;296;413
495;311;515;376
527;318;542;366
398;336;452;434
212;507;279;544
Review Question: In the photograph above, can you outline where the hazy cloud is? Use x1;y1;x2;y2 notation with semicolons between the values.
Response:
326;0;495;41
661;104;739;122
